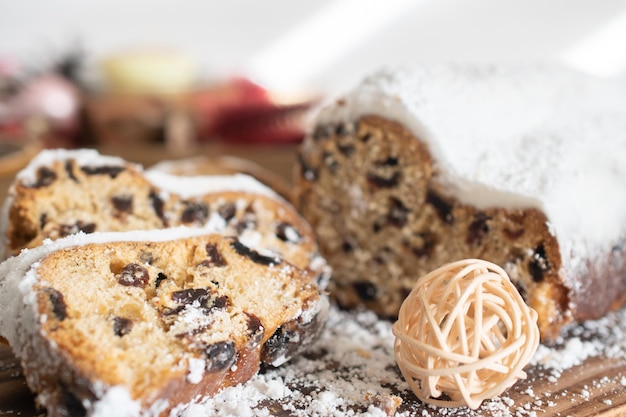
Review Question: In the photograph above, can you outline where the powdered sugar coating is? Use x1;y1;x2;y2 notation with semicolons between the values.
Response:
12;148;280;199
144;171;280;200
15;148;134;185
310;64;626;282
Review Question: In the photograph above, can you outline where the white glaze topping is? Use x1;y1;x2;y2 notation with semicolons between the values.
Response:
144;171;280;200
12;148;279;199
15;148;135;185
311;63;626;276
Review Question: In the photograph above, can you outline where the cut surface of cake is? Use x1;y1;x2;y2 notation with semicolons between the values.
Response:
0;148;329;289
293;64;626;339
0;228;328;417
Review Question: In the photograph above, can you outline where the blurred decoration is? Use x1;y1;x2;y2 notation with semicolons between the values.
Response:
0;46;87;149
1;45;318;153
86;69;318;149
190;77;317;145
100;48;198;95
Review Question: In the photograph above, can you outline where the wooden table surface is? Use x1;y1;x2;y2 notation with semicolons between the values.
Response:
1;143;626;417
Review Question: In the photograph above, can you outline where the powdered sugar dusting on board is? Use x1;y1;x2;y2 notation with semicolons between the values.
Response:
174;304;626;417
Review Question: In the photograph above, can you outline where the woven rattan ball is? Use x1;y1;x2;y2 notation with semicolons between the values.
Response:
392;259;539;410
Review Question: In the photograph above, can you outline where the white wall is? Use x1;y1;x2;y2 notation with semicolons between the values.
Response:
1;0;625;94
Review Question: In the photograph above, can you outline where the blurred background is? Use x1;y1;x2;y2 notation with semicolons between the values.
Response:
1;0;626;166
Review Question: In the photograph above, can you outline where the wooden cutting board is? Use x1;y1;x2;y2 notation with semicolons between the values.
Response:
1;144;625;416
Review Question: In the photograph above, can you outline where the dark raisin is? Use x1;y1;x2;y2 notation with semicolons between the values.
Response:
60;385;87;417
149;190;166;225
211;295;230;310
80;165;125;178
172;288;211;305
112;316;133;337
217;203;236;222
78;221;96;234
234;218;256;234
427;189;454;224
170;293;228;317
65;160;78;182
528;243;550;282
58;221;94;236
337;143;355;157
353;281;378;301
514;281;527;301
181;201;209;224
39;213;48;229
78;222;96;233
387;197;409;227
400;286;412;301
230;240;280;266
408;233;436;258
234;204;257;234
312;124;333;141
203;243;227;267
467;213;490;246
372;218;385;233
276;222;301;243
367;157;402;188
32;167;57;188
298;153;318;182
111;195;133;213
117;263;149;287
360;133;372;143
246;312;265;347
341;240;355;253
262;324;294;366
261;307;324;367
205;341;237;372
45;288;67;321
380;157;399;166
335;123;347;136
367;172;401;188
155;272;168;288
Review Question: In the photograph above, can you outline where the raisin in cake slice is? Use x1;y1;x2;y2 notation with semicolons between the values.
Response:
294;64;626;340
0;228;328;417
0;148;329;288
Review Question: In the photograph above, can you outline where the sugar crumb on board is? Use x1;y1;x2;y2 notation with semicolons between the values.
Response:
175;304;626;417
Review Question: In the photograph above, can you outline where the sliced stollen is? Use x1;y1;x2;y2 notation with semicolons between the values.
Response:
0;228;328;417
0;148;329;289
293;64;626;339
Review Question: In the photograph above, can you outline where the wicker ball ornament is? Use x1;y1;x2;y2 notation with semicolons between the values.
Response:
392;259;540;410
